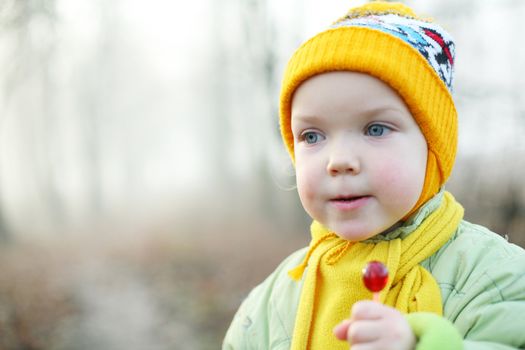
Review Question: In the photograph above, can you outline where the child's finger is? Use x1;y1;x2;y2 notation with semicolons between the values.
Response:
333;319;351;340
350;300;387;321
347;341;383;350
347;320;382;344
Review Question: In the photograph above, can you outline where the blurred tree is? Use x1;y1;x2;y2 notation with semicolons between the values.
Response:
0;0;130;237
238;0;279;213
0;0;62;240
208;0;234;190
74;0;120;220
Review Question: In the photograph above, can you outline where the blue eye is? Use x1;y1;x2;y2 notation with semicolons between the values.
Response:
302;131;324;144
366;124;389;136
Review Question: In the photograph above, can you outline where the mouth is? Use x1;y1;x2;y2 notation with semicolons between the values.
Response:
329;195;370;210
330;195;369;202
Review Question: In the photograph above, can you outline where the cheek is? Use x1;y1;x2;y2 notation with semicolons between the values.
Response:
295;160;321;207
296;165;314;200
373;157;425;200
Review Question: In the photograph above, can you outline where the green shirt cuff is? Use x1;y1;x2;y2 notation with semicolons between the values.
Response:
406;312;463;350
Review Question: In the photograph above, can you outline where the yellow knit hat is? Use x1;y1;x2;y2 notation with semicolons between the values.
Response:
279;1;457;214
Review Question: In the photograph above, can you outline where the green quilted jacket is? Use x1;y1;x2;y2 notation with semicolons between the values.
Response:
223;195;525;349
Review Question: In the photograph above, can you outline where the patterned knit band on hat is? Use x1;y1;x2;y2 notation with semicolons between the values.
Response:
279;1;458;214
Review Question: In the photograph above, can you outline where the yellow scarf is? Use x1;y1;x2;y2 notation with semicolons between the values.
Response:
288;192;464;349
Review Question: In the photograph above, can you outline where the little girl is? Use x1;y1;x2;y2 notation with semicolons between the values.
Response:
223;2;525;349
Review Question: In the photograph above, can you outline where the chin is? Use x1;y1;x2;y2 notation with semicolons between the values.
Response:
329;223;378;242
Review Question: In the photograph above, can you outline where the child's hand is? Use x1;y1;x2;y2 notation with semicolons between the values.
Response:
333;301;416;350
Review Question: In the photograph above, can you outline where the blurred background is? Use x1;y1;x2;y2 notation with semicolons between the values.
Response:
0;0;524;349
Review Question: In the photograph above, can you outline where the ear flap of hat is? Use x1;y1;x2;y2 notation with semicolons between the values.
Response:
404;150;442;219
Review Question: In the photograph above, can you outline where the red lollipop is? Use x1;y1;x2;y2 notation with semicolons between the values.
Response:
362;261;389;302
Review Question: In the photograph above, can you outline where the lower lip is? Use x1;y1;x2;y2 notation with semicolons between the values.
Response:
329;196;370;210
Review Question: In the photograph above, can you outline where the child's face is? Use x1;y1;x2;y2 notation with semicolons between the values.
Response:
291;72;428;241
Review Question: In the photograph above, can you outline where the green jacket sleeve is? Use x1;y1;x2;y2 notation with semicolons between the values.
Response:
222;294;251;350
429;221;525;350
406;312;463;350
456;257;525;350
222;264;283;350
222;248;307;350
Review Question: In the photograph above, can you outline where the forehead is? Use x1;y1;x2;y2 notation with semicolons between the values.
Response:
291;71;409;119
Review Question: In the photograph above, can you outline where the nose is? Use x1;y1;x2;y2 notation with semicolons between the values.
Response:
326;149;361;176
